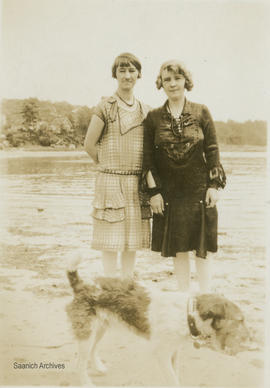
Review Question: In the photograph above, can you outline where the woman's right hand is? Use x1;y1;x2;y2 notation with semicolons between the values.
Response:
150;193;164;215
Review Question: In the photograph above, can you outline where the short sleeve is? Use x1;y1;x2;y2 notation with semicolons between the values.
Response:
93;101;106;123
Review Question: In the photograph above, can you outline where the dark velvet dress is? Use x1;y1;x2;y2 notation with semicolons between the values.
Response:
142;99;226;258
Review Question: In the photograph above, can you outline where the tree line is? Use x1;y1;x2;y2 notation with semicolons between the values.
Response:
1;98;267;148
1;98;93;148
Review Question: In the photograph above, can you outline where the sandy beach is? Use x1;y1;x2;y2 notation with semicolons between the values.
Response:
0;149;267;387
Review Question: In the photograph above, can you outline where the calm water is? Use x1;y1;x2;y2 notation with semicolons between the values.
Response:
0;150;267;250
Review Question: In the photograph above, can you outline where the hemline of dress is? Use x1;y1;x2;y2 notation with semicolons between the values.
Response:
151;247;218;258
91;245;150;252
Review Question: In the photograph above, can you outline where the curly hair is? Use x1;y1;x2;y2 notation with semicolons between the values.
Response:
112;53;142;79
156;60;193;91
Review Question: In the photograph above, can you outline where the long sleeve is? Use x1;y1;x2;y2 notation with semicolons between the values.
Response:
201;105;226;189
141;112;162;192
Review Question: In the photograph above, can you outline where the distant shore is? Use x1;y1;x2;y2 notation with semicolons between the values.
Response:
0;144;267;153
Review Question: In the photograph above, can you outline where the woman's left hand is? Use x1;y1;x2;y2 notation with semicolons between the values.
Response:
205;188;219;208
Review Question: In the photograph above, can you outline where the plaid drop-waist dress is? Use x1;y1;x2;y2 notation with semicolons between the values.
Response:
91;95;151;251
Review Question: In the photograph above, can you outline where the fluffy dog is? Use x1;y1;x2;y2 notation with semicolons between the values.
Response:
66;259;250;386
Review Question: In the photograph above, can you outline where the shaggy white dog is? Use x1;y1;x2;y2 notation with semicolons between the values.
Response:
66;258;250;386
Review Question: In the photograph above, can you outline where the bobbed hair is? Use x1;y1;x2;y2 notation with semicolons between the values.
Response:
112;52;142;79
156;60;193;91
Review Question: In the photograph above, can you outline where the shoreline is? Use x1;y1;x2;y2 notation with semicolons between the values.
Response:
0;144;267;158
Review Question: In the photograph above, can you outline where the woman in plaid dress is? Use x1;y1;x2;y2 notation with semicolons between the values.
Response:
84;53;151;277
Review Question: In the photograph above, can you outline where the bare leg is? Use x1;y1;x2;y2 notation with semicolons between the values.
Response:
195;255;211;292
121;251;136;278
101;251;118;276
174;252;190;292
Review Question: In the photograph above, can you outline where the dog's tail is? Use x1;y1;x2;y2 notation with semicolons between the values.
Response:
67;254;82;292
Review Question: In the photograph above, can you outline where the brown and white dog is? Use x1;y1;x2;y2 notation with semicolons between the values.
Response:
66;258;251;386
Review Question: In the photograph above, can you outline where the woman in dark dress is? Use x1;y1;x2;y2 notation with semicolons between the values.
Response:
142;60;226;292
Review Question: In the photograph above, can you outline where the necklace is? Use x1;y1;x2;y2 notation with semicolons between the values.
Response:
116;92;135;107
167;102;183;137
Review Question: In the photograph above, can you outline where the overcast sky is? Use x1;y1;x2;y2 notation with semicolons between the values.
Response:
2;0;269;121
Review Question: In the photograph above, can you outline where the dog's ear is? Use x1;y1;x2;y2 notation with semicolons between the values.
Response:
200;303;225;321
197;295;226;321
197;294;244;321
223;301;244;321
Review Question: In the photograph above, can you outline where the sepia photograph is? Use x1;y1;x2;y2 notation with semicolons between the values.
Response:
0;0;269;386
